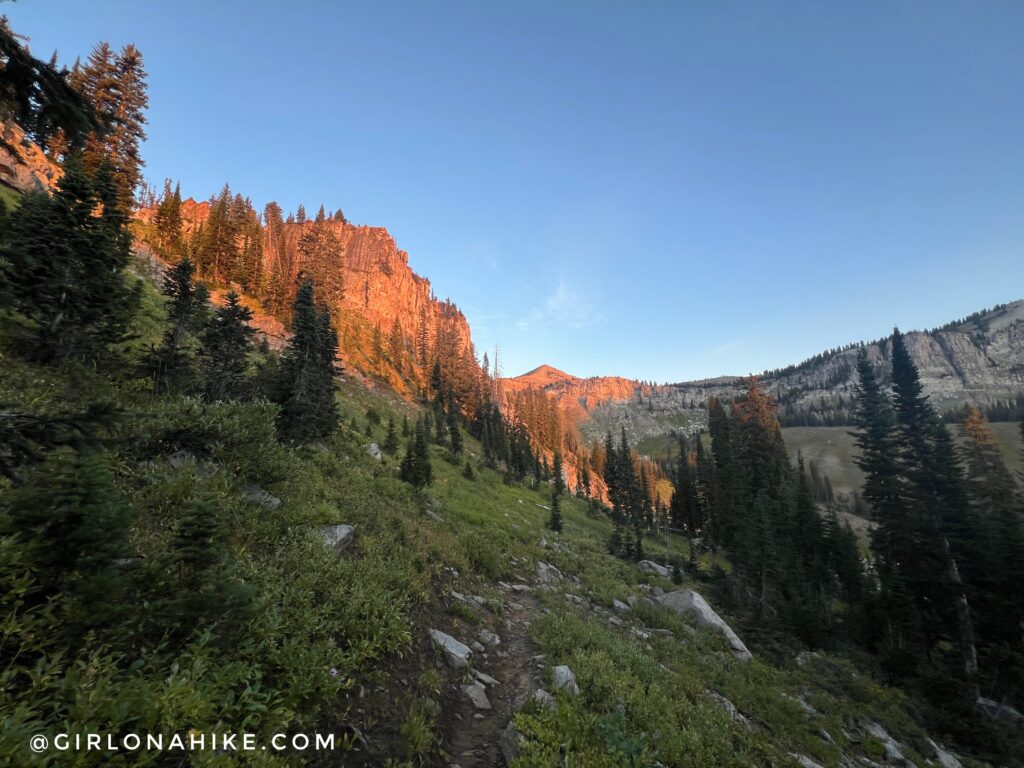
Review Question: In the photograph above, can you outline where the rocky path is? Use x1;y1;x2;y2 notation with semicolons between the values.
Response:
438;590;542;768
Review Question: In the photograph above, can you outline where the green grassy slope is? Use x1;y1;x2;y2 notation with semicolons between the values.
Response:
0;269;1007;766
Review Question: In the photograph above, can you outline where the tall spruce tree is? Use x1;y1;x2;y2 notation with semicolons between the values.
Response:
150;257;208;393
276;279;339;441
1;156;139;362
199;291;255;401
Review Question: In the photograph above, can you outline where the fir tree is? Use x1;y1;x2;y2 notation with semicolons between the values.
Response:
150;257;209;393
383;417;400;455
1;156;139;362
276;279;339;441
199;291;255;401
548;491;563;533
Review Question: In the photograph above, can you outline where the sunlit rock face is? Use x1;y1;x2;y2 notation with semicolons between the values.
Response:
0;121;61;194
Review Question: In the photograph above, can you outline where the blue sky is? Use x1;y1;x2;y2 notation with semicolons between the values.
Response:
8;1;1024;381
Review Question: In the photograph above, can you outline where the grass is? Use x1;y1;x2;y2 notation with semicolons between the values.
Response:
1;282;1009;766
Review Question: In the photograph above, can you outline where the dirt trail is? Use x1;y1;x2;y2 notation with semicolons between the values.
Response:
439;590;542;767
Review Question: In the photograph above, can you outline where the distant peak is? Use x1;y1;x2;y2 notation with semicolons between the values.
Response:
514;364;576;383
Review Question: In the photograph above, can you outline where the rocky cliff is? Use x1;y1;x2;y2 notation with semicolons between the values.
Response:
139;198;477;394
0;121;61;194
507;301;1024;450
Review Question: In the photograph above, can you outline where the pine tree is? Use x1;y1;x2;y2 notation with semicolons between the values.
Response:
199;291;256;401
72;42;148;208
153;180;184;255
552;451;565;496
448;401;464;457
890;329;979;691
383;417;400;455
276;279;339;441
150;257;209;393
0;19;101;151
548;491;563;533
400;419;433;488
2;156;139;362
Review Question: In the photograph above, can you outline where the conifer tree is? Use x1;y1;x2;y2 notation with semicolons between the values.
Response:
548;491;563;533
0;19;101;151
276;279;339;441
72;42;148;208
552;451;565;496
399;419;433;488
199;291;255;401
150;257;209;393
2;156;139;362
383;417;400;455
7;448;134;631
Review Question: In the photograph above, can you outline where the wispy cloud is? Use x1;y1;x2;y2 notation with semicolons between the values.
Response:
517;279;606;331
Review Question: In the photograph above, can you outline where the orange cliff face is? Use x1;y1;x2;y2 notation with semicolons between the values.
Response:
501;364;643;427
137;199;477;396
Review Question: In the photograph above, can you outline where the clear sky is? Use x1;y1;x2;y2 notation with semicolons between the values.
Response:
7;1;1024;381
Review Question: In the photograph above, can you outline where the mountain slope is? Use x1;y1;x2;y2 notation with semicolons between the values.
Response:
518;301;1024;451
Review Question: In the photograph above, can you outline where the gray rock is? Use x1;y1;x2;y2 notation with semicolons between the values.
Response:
364;442;382;460
612;598;630;613
789;754;824;768
655;589;752;661
637;560;671;578
471;641;486;653
319;524;356;552
927;739;963;768
553;665;579;696
536;561;563;583
428;629;472;670
478;628;501;648
705;691;752;729
499;721;521;765
976;695;1024;724
782;692;818;718
862;722;909;765
240;484;282;511
462;681;491;709
532;689;557;710
472;669;500;687
511;584;532;593
167;449;196;469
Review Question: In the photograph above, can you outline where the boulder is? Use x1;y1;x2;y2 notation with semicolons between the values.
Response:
862;722;909;765
462;681;491;710
655;589;752;661
536;561;563;583
167;449;196;469
364;442;382;460
976;695;1024;724
472;669;500;687
789;754;824;768
499;721;521;765
927;739;962;768
318;524;356;552
478;628;501;648
428;629;471;670
705;691;752;729
553;665;579;696
637;560;671;578
241;484;282;511
531;689;557;710
612;598;631;613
